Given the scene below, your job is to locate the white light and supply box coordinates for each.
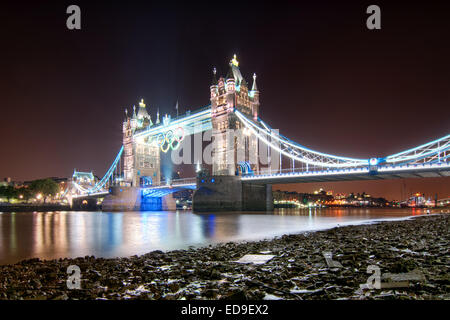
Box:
[134,108,211,139]
[386,134,450,163]
[235,110,367,168]
[254,113,367,163]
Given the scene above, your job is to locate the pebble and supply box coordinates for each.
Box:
[0,214,448,300]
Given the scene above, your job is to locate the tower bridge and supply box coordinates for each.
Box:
[68,55,450,211]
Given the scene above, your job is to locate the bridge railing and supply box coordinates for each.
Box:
[245,158,450,180]
[246,166,371,178]
[143,177,197,189]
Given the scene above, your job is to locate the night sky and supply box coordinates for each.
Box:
[1,1,449,199]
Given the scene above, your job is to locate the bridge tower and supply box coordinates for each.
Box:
[123,99,161,187]
[210,55,260,175]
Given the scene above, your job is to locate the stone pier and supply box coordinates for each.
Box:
[192,175,273,212]
[102,186,141,211]
[102,186,177,211]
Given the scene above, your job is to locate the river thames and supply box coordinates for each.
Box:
[0,208,432,265]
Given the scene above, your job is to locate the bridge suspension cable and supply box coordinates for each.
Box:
[384,134,450,165]
[72,146,124,195]
[234,110,369,168]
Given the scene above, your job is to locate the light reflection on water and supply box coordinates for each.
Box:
[0,208,430,265]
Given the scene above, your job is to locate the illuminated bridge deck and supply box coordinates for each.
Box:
[241,162,450,184]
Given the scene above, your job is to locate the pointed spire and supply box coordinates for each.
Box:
[226,63,234,80]
[211,67,217,85]
[231,54,239,67]
[132,105,137,119]
[137,98,150,121]
[148,113,153,126]
[252,73,258,91]
[125,108,128,118]
[156,108,160,124]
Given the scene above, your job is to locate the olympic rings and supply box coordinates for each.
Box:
[165,130,174,144]
[174,127,184,142]
[160,141,171,153]
[156,133,165,147]
[171,139,181,150]
[150,127,185,153]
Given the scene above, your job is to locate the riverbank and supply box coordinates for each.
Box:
[0,204,71,212]
[0,214,448,300]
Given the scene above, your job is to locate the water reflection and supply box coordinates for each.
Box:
[0,208,430,265]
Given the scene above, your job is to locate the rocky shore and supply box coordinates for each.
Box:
[0,214,449,300]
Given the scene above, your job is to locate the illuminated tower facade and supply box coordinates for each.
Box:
[123,99,161,187]
[210,55,260,175]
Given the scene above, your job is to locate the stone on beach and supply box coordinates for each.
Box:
[234,255,276,265]
[0,214,448,300]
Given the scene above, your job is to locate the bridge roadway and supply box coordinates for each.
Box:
[138,161,450,191]
[77,163,449,212]
[241,162,450,184]
[141,178,197,197]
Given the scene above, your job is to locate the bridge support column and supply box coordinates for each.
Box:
[103,186,178,211]
[102,186,141,211]
[72,197,101,211]
[192,176,273,212]
[266,184,274,211]
[161,193,177,211]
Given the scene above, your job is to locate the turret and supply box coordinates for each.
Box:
[251,73,258,92]
[156,108,160,124]
[209,54,261,175]
[217,76,226,95]
[137,99,149,120]
[123,108,130,132]
[130,105,137,129]
[137,99,154,128]
[225,63,236,93]
[148,113,153,126]
[251,73,260,120]
[210,67,218,99]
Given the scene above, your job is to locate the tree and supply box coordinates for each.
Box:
[30,179,59,203]
[0,186,18,203]
[17,187,33,203]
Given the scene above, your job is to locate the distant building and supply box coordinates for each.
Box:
[0,177,12,187]
[437,198,450,207]
[72,170,97,190]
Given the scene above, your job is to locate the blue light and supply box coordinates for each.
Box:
[201,179,205,183]
[211,178,215,183]
[81,146,124,194]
